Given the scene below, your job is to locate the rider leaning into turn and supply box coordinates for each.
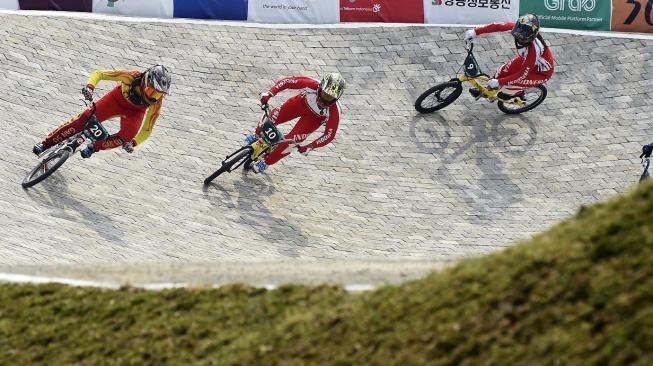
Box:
[244,73,346,174]
[33,65,171,158]
[464,13,555,100]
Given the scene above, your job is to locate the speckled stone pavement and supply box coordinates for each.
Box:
[0,13,651,286]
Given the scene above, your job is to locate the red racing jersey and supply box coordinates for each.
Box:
[267,76,340,150]
[474,22,555,86]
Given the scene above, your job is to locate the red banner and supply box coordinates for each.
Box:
[340,0,424,23]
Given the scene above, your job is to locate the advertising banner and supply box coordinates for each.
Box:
[18,0,91,11]
[424,0,519,25]
[0,0,18,9]
[611,0,653,33]
[247,0,339,23]
[520,0,611,31]
[340,0,424,23]
[92,0,174,18]
[173,0,248,20]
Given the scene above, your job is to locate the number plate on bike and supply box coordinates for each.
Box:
[464,52,482,78]
[83,117,109,142]
[259,120,284,145]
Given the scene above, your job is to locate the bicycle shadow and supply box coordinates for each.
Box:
[409,110,537,224]
[202,172,309,258]
[23,173,127,246]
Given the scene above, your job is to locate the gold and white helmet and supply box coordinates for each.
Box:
[317,72,346,108]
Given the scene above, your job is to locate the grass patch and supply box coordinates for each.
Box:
[2,181,653,365]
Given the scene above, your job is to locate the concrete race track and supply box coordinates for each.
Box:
[0,12,651,286]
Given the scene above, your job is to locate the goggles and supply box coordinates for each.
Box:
[143,84,165,101]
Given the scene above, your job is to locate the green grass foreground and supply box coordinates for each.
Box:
[2,182,653,366]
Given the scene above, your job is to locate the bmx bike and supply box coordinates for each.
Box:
[22,101,112,189]
[203,105,295,184]
[415,41,547,115]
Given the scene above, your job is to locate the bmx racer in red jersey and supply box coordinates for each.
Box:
[243,73,346,174]
[463,14,555,101]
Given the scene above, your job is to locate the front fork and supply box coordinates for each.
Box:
[221,140,271,172]
[68,136,85,152]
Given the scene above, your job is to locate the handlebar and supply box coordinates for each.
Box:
[261,103,271,118]
[82,99,97,114]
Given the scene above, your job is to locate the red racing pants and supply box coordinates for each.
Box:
[496,56,553,95]
[258,94,325,166]
[43,86,146,152]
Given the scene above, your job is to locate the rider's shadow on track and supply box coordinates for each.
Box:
[24,173,127,246]
[202,173,309,258]
[410,111,537,224]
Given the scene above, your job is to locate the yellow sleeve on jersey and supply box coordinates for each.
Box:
[133,100,163,146]
[86,69,140,88]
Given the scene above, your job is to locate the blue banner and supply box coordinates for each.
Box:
[173,0,247,20]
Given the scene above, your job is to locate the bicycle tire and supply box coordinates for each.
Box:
[203,148,251,184]
[22,149,71,188]
[415,80,463,114]
[498,85,547,115]
[243,157,253,171]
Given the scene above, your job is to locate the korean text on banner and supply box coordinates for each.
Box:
[340,0,424,23]
[0,0,18,9]
[520,0,611,31]
[18,0,92,11]
[247,0,339,23]
[92,0,174,18]
[611,0,653,33]
[424,0,519,25]
[173,0,248,20]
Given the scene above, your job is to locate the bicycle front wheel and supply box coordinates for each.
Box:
[498,85,547,114]
[203,148,251,184]
[415,81,463,114]
[22,149,71,188]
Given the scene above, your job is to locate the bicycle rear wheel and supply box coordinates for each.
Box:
[22,149,71,188]
[498,85,547,114]
[415,80,463,114]
[203,148,251,184]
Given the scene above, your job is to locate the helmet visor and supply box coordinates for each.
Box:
[143,84,164,101]
[512,23,535,44]
[317,90,337,108]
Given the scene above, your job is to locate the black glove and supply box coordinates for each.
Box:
[641,144,653,158]
[82,85,94,101]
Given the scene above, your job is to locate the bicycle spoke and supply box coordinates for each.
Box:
[423,87,455,107]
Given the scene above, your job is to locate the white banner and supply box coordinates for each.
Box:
[92,0,174,18]
[0,0,18,9]
[424,0,519,25]
[248,0,339,24]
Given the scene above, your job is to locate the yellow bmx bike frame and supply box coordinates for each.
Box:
[457,73,526,106]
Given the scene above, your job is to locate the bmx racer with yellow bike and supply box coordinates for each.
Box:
[415,14,555,115]
[464,13,554,101]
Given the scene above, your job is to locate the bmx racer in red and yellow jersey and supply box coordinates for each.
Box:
[33,65,171,158]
